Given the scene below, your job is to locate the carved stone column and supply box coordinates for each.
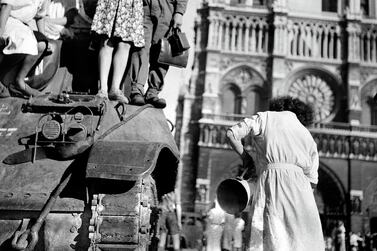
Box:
[346,19,362,123]
[244,21,251,52]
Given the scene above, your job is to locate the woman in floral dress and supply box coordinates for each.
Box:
[91,0,144,103]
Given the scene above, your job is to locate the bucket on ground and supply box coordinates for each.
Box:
[216,178,251,214]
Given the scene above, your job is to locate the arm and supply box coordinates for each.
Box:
[45,17,67,26]
[176,203,182,230]
[35,0,50,34]
[305,142,319,189]
[0,3,11,37]
[172,0,187,28]
[227,129,255,177]
[175,189,182,230]
[36,17,45,34]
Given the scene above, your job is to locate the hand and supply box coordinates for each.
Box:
[172,13,183,28]
[0,37,6,48]
[242,150,254,170]
[178,221,182,231]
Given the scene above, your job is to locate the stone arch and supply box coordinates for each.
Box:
[284,66,343,123]
[360,78,377,125]
[220,65,268,115]
[317,162,347,235]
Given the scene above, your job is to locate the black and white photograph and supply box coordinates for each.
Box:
[0,0,377,250]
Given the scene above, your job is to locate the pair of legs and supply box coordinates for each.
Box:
[0,40,46,98]
[97,37,130,103]
[158,231,180,251]
[157,211,180,251]
[129,2,171,108]
[13,41,47,97]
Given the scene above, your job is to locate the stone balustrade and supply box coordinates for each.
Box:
[206,12,269,55]
[198,117,377,161]
[285,17,342,61]
[360,20,377,64]
[200,4,377,64]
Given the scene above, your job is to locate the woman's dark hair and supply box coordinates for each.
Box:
[269,96,314,126]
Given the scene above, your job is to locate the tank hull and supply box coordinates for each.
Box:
[0,95,179,250]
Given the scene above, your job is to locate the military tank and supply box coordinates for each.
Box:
[0,92,180,251]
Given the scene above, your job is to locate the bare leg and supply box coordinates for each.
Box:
[171,233,180,250]
[158,231,167,251]
[109,41,130,92]
[98,39,114,94]
[14,42,46,97]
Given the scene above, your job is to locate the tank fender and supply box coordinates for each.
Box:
[86,140,178,181]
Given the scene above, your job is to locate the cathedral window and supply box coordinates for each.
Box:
[222,84,242,115]
[361,0,370,16]
[253,0,265,6]
[322,0,338,12]
[370,98,377,126]
[245,89,262,115]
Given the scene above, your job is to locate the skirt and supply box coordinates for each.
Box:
[248,163,325,251]
[91,0,144,47]
[2,17,38,55]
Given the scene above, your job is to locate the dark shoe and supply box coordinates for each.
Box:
[146,96,166,109]
[0,81,10,98]
[130,93,146,106]
[108,89,129,104]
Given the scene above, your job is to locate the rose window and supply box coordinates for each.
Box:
[288,74,335,122]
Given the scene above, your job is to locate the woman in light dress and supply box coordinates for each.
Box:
[204,200,225,251]
[227,96,325,251]
[91,0,144,103]
[233,213,245,251]
[0,0,50,97]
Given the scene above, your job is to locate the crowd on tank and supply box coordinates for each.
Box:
[0,0,188,109]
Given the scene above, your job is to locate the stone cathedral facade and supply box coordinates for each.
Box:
[177,0,377,234]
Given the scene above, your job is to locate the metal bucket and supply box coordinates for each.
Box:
[216,178,251,214]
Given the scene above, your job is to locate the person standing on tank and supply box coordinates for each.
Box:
[226,96,325,251]
[91,0,144,103]
[128,0,187,108]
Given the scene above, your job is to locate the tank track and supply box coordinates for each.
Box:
[89,176,158,251]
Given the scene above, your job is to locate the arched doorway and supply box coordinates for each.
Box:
[316,165,347,236]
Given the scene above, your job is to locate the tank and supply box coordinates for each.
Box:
[0,93,180,251]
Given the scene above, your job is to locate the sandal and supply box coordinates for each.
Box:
[108,89,129,104]
[96,89,108,100]
[8,83,42,99]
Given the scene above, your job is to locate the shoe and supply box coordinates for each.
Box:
[146,96,166,109]
[108,89,129,104]
[96,89,108,100]
[130,93,146,106]
[0,81,10,98]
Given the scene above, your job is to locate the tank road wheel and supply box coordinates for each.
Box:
[88,176,158,251]
[143,176,160,251]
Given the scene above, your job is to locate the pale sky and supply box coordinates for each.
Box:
[159,0,201,124]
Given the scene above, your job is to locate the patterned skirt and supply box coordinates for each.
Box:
[91,0,144,47]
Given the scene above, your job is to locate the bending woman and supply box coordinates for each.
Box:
[226,96,325,251]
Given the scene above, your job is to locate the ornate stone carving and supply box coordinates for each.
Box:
[221,65,265,91]
[350,86,361,110]
[288,74,335,122]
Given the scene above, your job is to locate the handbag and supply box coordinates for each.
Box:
[157,28,190,68]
